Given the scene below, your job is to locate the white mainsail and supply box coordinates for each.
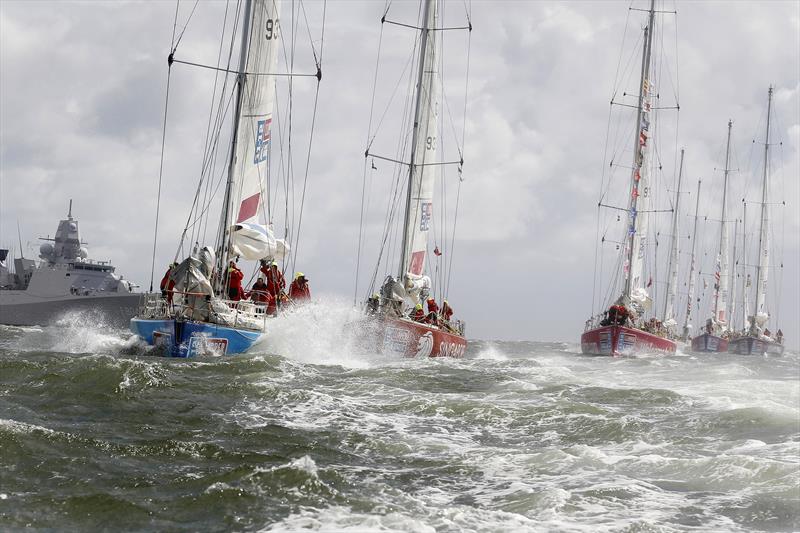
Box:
[753,87,773,330]
[230,0,281,228]
[222,0,287,266]
[399,0,440,282]
[712,120,733,327]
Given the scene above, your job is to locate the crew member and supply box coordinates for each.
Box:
[248,277,274,313]
[260,259,286,304]
[608,304,629,326]
[288,272,311,303]
[227,261,244,301]
[160,263,177,303]
[441,300,454,322]
[776,329,784,344]
[366,293,380,314]
[410,303,425,322]
[425,297,439,325]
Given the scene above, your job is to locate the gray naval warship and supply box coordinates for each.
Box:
[0,203,140,327]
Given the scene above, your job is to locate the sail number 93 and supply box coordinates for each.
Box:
[426,136,436,150]
[266,19,279,40]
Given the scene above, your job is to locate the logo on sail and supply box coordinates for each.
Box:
[254,118,272,164]
[420,202,432,231]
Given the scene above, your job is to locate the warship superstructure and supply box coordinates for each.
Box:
[0,203,140,327]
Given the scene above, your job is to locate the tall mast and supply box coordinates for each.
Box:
[398,0,435,280]
[729,216,738,328]
[741,201,749,332]
[682,179,701,339]
[216,0,254,293]
[662,147,684,322]
[623,0,656,301]
[752,86,773,332]
[712,120,733,326]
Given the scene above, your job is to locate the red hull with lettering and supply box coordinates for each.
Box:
[581,325,676,356]
[355,315,467,358]
[690,333,729,353]
[728,336,785,356]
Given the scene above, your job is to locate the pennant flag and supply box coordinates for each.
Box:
[647,277,653,288]
[433,246,442,257]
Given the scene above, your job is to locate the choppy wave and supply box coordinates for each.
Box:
[0,308,798,532]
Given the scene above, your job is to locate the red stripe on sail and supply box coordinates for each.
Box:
[409,251,425,276]
[237,193,260,223]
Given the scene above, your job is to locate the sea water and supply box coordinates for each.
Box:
[1,301,798,532]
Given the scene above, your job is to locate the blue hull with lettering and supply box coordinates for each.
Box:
[130,317,264,357]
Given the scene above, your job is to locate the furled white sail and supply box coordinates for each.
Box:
[230,0,281,226]
[712,121,733,327]
[400,0,440,281]
[682,179,702,339]
[231,222,289,261]
[624,75,654,305]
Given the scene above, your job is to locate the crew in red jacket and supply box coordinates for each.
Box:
[440,300,454,322]
[260,260,286,303]
[410,303,425,322]
[160,263,177,303]
[425,297,439,325]
[288,272,311,303]
[227,261,244,301]
[248,277,275,314]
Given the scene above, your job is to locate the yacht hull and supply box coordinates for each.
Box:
[353,315,467,358]
[0,292,140,328]
[581,325,676,356]
[130,317,265,357]
[690,333,729,353]
[727,336,784,356]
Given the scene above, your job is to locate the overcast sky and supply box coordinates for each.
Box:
[1,0,798,348]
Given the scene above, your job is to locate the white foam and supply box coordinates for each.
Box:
[254,296,384,368]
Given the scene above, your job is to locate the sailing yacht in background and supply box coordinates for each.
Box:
[661,148,685,339]
[131,0,322,357]
[728,87,785,356]
[581,0,677,356]
[352,0,469,358]
[691,121,735,353]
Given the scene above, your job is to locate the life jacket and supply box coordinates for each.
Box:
[411,308,425,322]
[427,299,439,314]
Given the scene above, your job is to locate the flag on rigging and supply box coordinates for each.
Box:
[646,277,653,288]
[433,246,442,257]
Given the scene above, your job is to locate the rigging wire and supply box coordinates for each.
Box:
[147,0,182,292]
[289,0,326,276]
[354,12,388,304]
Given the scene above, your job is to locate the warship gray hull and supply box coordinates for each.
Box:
[0,292,141,328]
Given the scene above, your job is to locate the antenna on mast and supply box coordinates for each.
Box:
[17,220,24,259]
[68,199,73,218]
